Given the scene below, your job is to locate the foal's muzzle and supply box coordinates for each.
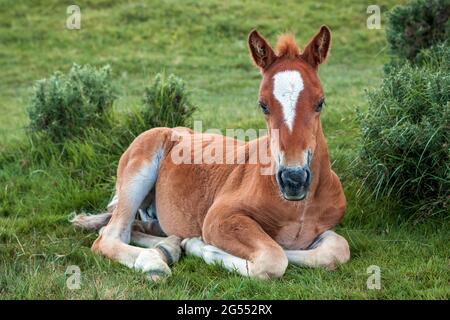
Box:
[276,166,312,201]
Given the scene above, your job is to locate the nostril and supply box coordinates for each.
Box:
[277,170,284,186]
[305,168,311,182]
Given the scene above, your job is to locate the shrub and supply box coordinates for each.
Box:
[27,64,116,142]
[386,0,450,60]
[142,73,196,128]
[127,73,196,136]
[358,44,450,216]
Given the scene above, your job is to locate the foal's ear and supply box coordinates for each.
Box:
[248,30,276,70]
[301,25,331,69]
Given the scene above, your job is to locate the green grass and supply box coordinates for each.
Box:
[0,0,448,299]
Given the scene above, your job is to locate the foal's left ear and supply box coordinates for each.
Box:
[301,25,331,69]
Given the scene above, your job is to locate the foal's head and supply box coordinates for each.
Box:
[248,26,331,201]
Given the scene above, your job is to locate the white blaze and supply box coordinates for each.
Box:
[273,70,304,132]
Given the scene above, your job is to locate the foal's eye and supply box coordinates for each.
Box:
[258,101,270,115]
[315,97,325,112]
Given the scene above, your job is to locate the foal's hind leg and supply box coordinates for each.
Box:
[284,230,350,270]
[130,231,181,266]
[91,144,180,280]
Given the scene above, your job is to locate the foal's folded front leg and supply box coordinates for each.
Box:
[185,207,288,280]
[284,230,350,270]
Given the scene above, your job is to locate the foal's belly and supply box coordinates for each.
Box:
[153,162,217,238]
[153,179,207,238]
[153,131,242,238]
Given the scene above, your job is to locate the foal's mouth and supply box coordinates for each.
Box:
[281,188,308,201]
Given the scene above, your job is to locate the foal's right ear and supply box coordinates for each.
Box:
[248,30,276,70]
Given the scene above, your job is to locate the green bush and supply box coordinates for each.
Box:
[127,73,196,136]
[142,73,196,128]
[386,0,450,60]
[27,64,116,142]
[358,44,450,216]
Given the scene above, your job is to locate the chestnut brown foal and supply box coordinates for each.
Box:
[73,26,350,280]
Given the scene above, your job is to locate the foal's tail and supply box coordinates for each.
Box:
[71,212,112,231]
[71,195,117,231]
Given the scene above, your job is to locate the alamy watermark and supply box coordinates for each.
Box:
[169,121,278,175]
[66,5,81,30]
[367,265,381,290]
[66,265,81,290]
[367,5,381,29]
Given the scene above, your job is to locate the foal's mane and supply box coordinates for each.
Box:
[275,33,300,58]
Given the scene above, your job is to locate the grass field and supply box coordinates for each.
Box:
[0,0,448,299]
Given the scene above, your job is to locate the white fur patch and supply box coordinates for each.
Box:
[273,70,304,132]
[134,249,171,274]
[302,148,312,167]
[126,149,162,206]
[107,194,118,212]
[183,237,250,276]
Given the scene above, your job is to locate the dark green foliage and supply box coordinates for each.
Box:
[127,73,196,136]
[27,64,116,142]
[26,65,195,157]
[386,0,450,60]
[358,44,450,215]
[121,73,196,142]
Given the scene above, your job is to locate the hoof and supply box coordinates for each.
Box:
[134,249,171,279]
[325,263,338,271]
[156,235,182,265]
[146,269,171,282]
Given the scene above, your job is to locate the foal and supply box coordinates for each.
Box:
[73,26,350,280]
